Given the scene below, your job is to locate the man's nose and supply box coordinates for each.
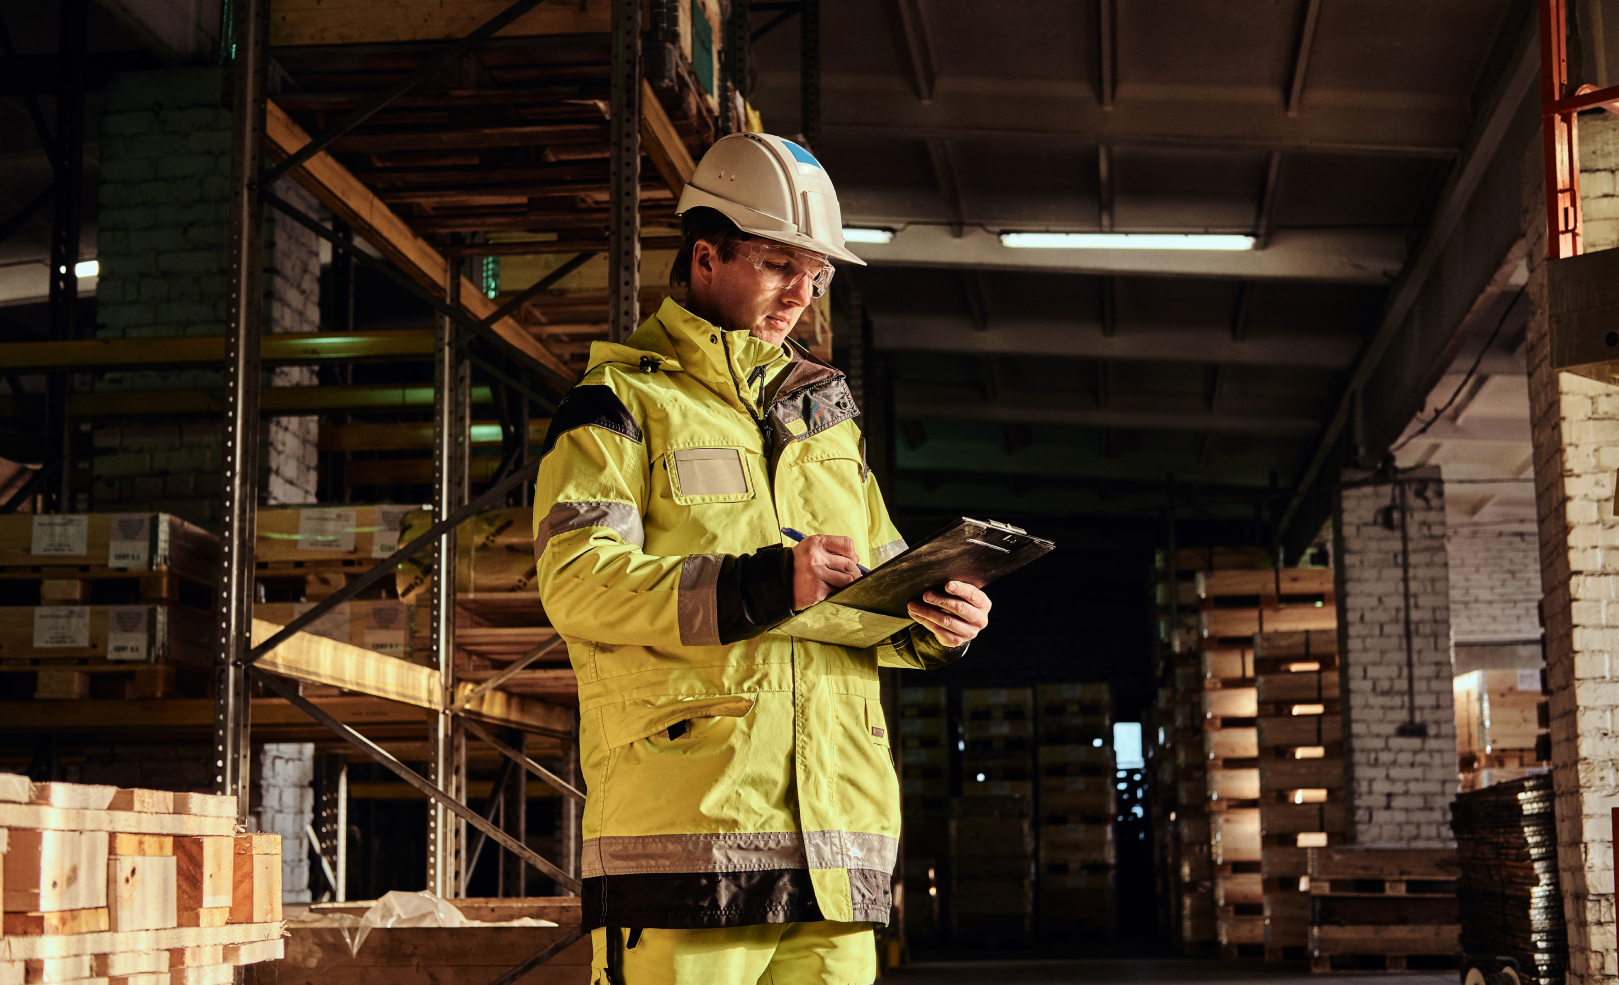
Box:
[782,273,814,307]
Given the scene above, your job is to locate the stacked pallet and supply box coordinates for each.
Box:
[1451,774,1564,985]
[1307,846,1459,972]
[1035,683,1114,937]
[898,686,949,942]
[1255,629,1345,961]
[0,772,285,984]
[953,689,1035,944]
[949,795,1033,945]
[1453,669,1550,792]
[255,505,421,601]
[1197,575,1263,960]
[0,514,218,702]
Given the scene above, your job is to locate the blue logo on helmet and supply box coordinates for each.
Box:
[783,140,823,170]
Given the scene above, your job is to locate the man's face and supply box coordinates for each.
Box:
[688,238,831,347]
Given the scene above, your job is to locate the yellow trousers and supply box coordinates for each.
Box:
[588,922,876,985]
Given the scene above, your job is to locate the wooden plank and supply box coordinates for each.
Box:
[94,955,166,977]
[250,618,437,709]
[174,840,232,917]
[0,807,233,839]
[30,786,117,812]
[2,910,109,937]
[1198,569,1333,598]
[110,837,172,858]
[169,967,230,985]
[168,797,234,820]
[268,0,611,46]
[1309,846,1458,881]
[0,774,31,803]
[166,948,220,970]
[108,792,174,816]
[108,857,177,933]
[640,79,696,198]
[458,685,573,735]
[24,955,95,982]
[1310,923,1461,953]
[0,924,283,962]
[220,942,282,966]
[228,852,280,926]
[263,101,573,383]
[4,832,110,913]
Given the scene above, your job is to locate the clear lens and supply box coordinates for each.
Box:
[736,241,835,298]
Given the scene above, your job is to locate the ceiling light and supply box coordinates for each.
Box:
[74,260,99,278]
[842,227,894,245]
[999,232,1256,250]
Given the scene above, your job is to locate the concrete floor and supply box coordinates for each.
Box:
[884,959,1457,985]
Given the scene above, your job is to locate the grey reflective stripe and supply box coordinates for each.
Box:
[534,501,644,559]
[677,553,723,646]
[580,830,899,878]
[871,539,907,566]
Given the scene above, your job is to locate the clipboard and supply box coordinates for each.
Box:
[773,517,1056,647]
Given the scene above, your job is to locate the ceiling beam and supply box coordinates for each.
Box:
[755,75,1468,157]
[1097,0,1116,111]
[889,0,938,103]
[1276,24,1538,540]
[872,313,1360,368]
[896,386,1320,435]
[1097,145,1114,232]
[844,223,1404,283]
[1286,0,1324,117]
[925,138,966,236]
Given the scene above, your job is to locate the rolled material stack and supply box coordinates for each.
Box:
[1450,774,1565,985]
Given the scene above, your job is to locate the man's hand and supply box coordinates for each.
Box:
[792,534,862,610]
[909,581,992,647]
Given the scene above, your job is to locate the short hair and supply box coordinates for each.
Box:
[669,206,752,289]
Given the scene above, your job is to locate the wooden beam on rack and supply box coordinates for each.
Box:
[249,619,573,735]
[640,79,696,198]
[320,418,553,452]
[263,100,574,382]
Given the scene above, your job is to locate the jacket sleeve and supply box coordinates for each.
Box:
[532,382,794,648]
[854,452,971,670]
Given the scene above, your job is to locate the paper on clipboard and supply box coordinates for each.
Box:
[774,517,1055,648]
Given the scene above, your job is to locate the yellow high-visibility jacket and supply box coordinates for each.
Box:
[532,298,966,932]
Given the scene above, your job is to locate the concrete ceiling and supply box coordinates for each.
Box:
[749,0,1534,526]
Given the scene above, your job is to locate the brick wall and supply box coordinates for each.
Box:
[1523,111,1619,985]
[93,67,320,525]
[1447,526,1543,675]
[1332,465,1457,847]
[260,742,314,904]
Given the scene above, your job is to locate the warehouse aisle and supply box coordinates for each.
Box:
[885,959,1456,985]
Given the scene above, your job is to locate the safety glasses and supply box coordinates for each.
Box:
[732,240,835,299]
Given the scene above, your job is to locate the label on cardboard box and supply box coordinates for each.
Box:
[107,606,151,662]
[34,606,91,648]
[108,514,152,569]
[296,509,357,552]
[371,505,417,559]
[362,601,408,654]
[31,515,89,556]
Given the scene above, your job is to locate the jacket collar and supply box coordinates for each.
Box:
[588,298,793,419]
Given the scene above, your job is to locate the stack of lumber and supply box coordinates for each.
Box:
[898,686,948,942]
[1255,629,1345,961]
[1451,774,1564,985]
[1453,669,1550,792]
[949,795,1033,945]
[0,773,284,985]
[1035,683,1114,937]
[0,514,218,702]
[1307,846,1460,972]
[254,897,585,985]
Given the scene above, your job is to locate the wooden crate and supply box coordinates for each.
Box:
[1201,605,1336,641]
[253,898,586,985]
[1198,569,1334,602]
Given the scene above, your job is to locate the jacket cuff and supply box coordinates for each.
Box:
[715,546,796,644]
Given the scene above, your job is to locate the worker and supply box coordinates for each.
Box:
[532,132,992,985]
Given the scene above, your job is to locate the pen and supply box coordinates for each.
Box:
[780,527,870,575]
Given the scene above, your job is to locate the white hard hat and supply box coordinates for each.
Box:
[676,133,867,266]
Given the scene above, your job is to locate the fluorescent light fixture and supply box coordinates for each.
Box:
[74,260,98,278]
[842,227,894,245]
[1000,232,1256,250]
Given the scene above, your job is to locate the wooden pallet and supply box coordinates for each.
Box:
[0,514,218,583]
[1308,847,1460,972]
[0,604,213,668]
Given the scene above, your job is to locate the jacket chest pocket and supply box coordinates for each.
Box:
[666,447,756,505]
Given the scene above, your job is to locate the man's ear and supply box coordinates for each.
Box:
[690,238,716,290]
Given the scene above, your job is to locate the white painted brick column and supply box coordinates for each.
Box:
[259,742,315,904]
[1523,111,1619,985]
[1332,464,1457,847]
